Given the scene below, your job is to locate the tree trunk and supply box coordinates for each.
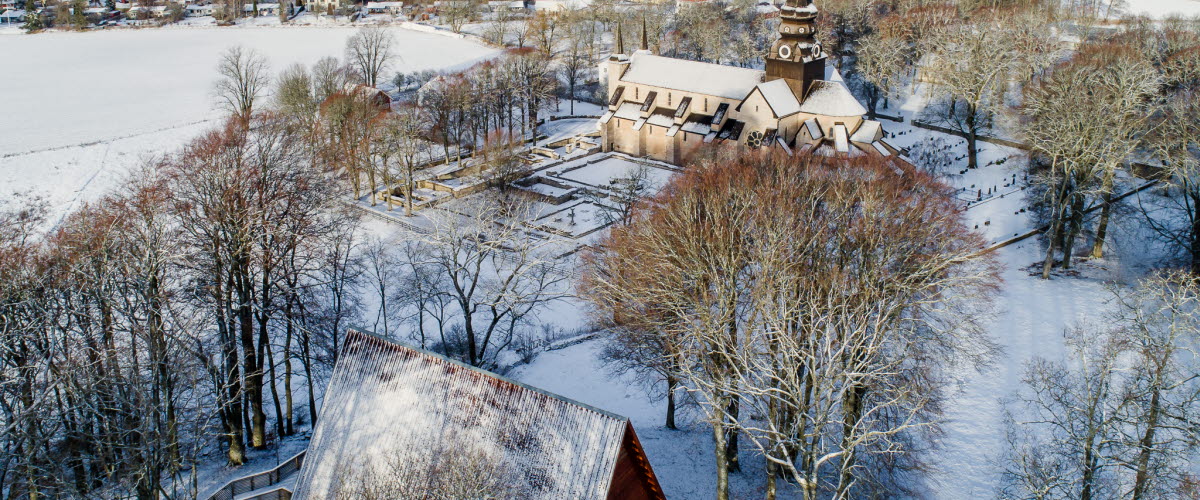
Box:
[1131,386,1161,500]
[1090,171,1117,259]
[965,102,979,169]
[1062,192,1086,270]
[1190,193,1200,275]
[284,296,295,436]
[235,256,266,449]
[405,163,414,217]
[765,458,777,500]
[665,375,677,430]
[725,395,740,472]
[837,384,868,498]
[1042,174,1070,279]
[713,418,730,500]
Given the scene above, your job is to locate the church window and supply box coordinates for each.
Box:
[635,88,639,100]
[668,93,672,106]
[704,98,708,112]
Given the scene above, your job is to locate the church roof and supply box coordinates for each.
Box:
[292,330,655,499]
[799,80,868,117]
[850,119,882,143]
[621,53,764,100]
[753,79,802,117]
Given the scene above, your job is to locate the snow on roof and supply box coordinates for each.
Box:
[682,117,711,135]
[823,64,844,83]
[0,9,24,17]
[754,79,801,117]
[776,135,793,156]
[799,80,867,117]
[833,124,849,153]
[872,141,892,156]
[850,119,881,143]
[613,101,641,121]
[803,118,823,140]
[646,110,674,128]
[292,330,640,499]
[621,53,764,100]
[367,1,405,7]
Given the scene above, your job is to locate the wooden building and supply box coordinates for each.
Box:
[290,329,665,500]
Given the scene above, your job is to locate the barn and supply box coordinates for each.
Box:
[290,329,665,499]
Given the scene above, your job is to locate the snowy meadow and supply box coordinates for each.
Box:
[0,26,496,221]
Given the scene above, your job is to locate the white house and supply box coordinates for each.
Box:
[184,2,212,16]
[363,0,402,15]
[487,0,524,12]
[127,4,168,17]
[532,0,582,12]
[242,2,279,15]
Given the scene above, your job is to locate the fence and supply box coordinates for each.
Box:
[206,451,305,500]
[978,180,1161,255]
[909,120,1031,151]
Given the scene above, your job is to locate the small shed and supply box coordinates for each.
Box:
[291,329,665,500]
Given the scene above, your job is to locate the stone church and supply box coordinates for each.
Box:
[599,0,902,165]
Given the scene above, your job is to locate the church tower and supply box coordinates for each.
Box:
[765,0,826,96]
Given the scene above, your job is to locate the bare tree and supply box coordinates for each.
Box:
[559,23,590,114]
[312,56,355,103]
[583,150,999,500]
[214,46,271,122]
[345,26,396,88]
[922,13,1017,169]
[1001,270,1200,500]
[1111,272,1200,499]
[416,200,569,368]
[854,29,907,118]
[1145,92,1200,273]
[999,324,1127,500]
[1025,42,1160,277]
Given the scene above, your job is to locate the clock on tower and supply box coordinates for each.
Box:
[765,0,827,95]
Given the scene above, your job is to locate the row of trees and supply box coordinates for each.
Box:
[584,151,999,499]
[1026,20,1200,276]
[828,2,1200,278]
[0,30,574,497]
[0,114,361,498]
[1000,272,1200,499]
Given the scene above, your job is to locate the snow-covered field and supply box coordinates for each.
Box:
[0,26,497,221]
[1126,0,1200,18]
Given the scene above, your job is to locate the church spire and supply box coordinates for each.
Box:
[616,21,625,55]
[640,16,648,52]
[765,0,826,93]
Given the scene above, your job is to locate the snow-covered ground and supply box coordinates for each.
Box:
[1125,0,1200,18]
[0,26,497,221]
[1,18,1176,498]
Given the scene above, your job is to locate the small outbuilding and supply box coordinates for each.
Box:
[291,329,666,499]
[0,8,25,23]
